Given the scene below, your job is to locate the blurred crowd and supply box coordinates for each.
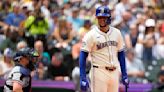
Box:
[0,0,164,91]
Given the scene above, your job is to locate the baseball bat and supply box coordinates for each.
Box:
[125,85,128,92]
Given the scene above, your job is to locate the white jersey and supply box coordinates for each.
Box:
[81,25,125,68]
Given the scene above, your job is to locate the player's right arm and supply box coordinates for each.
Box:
[13,81,23,92]
[79,31,94,91]
[79,51,89,91]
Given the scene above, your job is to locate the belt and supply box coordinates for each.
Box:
[93,65,116,71]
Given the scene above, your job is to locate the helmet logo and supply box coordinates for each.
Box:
[100,7,104,16]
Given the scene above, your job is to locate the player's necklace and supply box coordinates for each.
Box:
[99,26,109,33]
[104,29,109,33]
[101,28,109,33]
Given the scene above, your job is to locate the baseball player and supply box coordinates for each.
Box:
[3,47,39,92]
[79,5,129,92]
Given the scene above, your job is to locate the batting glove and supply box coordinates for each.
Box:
[80,77,89,91]
[122,76,129,87]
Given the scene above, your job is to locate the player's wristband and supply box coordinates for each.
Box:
[79,51,88,78]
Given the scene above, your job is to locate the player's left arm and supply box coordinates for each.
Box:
[117,29,129,86]
[13,81,23,92]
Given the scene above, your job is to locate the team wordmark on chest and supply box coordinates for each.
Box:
[97,41,118,50]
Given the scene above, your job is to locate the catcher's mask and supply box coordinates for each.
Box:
[13,47,39,71]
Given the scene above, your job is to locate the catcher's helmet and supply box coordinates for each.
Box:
[13,47,39,62]
[96,5,111,24]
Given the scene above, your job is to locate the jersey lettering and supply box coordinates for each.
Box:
[97,41,118,50]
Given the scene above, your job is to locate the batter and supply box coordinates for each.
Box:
[79,5,129,92]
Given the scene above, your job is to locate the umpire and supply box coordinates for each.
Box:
[3,47,39,92]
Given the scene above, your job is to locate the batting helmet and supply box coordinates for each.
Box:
[96,6,111,24]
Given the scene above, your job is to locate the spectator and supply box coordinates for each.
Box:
[0,48,14,79]
[150,70,164,92]
[5,2,25,31]
[120,11,135,35]
[153,22,164,60]
[46,52,69,81]
[62,1,72,17]
[32,61,47,80]
[0,21,8,33]
[32,40,50,81]
[1,2,27,47]
[114,0,130,21]
[16,40,27,50]
[47,12,59,39]
[34,40,50,66]
[124,24,139,49]
[67,7,84,32]
[41,0,51,20]
[134,13,147,59]
[0,1,11,22]
[18,5,34,37]
[126,48,145,83]
[0,18,8,46]
[0,29,19,52]
[53,17,74,51]
[24,9,49,48]
[78,19,92,37]
[80,0,97,9]
[161,65,164,70]
[145,5,157,19]
[50,8,75,81]
[139,19,156,66]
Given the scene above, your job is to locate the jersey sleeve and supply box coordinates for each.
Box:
[12,72,24,85]
[117,30,125,52]
[81,32,94,52]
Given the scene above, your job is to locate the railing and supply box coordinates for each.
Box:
[0,80,154,92]
[0,80,75,92]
